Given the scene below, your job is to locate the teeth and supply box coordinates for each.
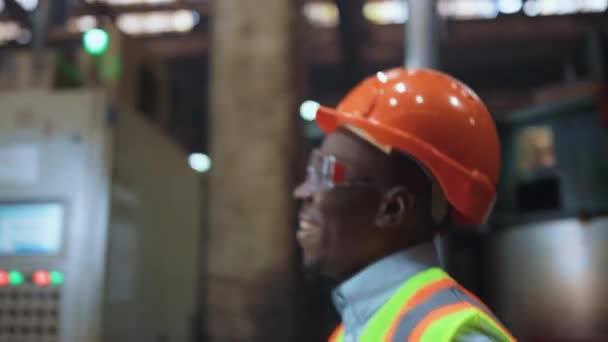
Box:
[297,229,311,240]
[299,220,318,231]
[297,220,319,241]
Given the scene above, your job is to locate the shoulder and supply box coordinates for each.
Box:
[408,283,513,342]
[453,329,499,342]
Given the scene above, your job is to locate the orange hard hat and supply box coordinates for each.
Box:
[315,68,500,226]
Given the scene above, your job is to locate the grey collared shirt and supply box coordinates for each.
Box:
[331,241,496,342]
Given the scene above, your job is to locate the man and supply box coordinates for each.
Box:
[294,68,516,342]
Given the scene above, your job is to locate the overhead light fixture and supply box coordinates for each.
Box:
[302,2,339,28]
[538,0,568,15]
[522,0,540,16]
[437,0,499,20]
[582,0,608,12]
[497,0,523,14]
[15,0,37,11]
[522,0,607,17]
[67,15,99,33]
[302,0,607,25]
[86,0,177,5]
[172,9,197,32]
[0,21,25,44]
[363,1,409,25]
[116,10,199,35]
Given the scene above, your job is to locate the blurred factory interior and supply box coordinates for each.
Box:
[0,0,607,341]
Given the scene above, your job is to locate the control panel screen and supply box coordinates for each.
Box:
[0,202,64,256]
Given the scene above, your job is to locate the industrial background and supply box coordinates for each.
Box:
[0,0,607,341]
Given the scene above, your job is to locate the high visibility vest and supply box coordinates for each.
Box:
[328,267,516,342]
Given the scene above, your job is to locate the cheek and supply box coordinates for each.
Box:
[321,190,380,223]
[319,190,381,247]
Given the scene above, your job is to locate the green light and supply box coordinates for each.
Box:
[50,271,64,286]
[83,28,110,56]
[8,271,24,286]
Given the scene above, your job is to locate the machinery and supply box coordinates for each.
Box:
[0,89,202,342]
[485,93,608,340]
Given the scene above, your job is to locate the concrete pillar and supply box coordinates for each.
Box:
[207,0,301,341]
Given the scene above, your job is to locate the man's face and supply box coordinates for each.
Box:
[294,129,391,279]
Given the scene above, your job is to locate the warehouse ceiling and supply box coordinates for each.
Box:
[1,0,607,151]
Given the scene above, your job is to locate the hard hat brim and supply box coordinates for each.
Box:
[315,105,496,226]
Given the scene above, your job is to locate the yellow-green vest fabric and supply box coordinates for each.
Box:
[328,268,516,342]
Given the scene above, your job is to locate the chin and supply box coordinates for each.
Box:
[302,256,321,271]
[301,262,339,287]
[301,254,329,274]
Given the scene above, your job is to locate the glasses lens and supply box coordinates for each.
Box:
[306,150,350,192]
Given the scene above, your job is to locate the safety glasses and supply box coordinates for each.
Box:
[302,149,382,193]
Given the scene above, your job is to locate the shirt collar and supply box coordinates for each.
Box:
[331,241,440,334]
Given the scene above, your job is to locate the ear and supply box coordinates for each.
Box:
[374,186,414,230]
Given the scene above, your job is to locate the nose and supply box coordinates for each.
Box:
[293,181,313,199]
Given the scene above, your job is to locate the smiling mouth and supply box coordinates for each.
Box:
[297,219,321,241]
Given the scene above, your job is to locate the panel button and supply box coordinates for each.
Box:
[21,309,31,318]
[49,309,58,318]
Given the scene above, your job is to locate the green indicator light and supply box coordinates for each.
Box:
[8,271,24,286]
[83,28,110,56]
[50,271,64,286]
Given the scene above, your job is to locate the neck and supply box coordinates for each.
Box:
[331,234,436,282]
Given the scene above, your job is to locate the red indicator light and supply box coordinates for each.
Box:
[0,270,8,287]
[33,270,51,287]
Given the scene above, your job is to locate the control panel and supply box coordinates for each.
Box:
[0,89,201,342]
[0,201,65,341]
[0,269,63,342]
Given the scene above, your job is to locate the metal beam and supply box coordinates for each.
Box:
[143,33,208,60]
[336,0,367,86]
[405,0,439,68]
[32,0,52,50]
[585,28,605,80]
[71,2,208,15]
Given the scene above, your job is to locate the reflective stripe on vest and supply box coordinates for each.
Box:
[359,268,448,341]
[392,286,514,342]
[328,324,344,342]
[328,268,448,342]
[413,302,517,342]
[392,287,476,340]
[327,267,515,342]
